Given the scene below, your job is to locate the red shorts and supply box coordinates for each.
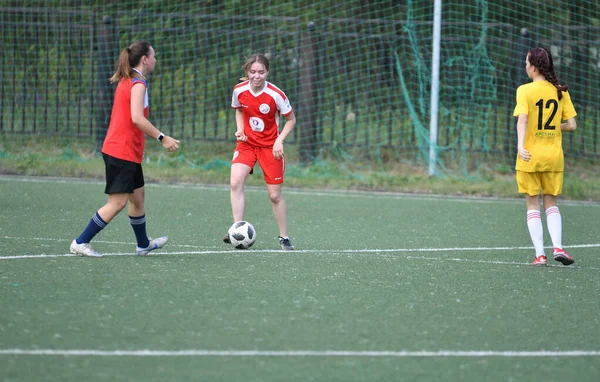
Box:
[232,141,285,184]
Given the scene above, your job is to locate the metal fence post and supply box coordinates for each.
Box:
[298,21,319,165]
[95,15,116,152]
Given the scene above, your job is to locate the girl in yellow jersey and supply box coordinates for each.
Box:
[513,47,577,266]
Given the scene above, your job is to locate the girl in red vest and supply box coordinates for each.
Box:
[70,41,179,257]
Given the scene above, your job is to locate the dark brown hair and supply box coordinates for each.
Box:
[109,40,152,83]
[528,47,568,100]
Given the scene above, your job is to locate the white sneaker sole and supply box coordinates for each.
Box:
[70,248,103,258]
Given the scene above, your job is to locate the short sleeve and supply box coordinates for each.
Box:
[513,85,528,117]
[277,93,292,116]
[561,91,577,120]
[231,89,241,109]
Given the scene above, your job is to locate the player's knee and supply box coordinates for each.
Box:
[110,198,128,212]
[268,192,282,204]
[230,179,244,192]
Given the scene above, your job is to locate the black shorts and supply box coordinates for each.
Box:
[103,153,145,194]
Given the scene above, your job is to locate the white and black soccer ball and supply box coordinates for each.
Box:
[227,221,256,249]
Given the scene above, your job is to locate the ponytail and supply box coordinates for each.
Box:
[109,41,152,83]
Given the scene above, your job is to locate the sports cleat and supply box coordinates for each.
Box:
[136,236,168,256]
[279,236,294,250]
[70,239,103,258]
[223,233,230,244]
[532,255,547,266]
[553,248,574,266]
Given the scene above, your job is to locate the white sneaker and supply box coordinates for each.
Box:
[70,240,103,258]
[136,236,169,256]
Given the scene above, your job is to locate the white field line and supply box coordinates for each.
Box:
[1,236,208,248]
[1,241,599,270]
[2,175,599,206]
[3,235,600,254]
[0,349,598,357]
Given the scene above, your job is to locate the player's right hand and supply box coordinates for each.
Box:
[518,147,531,162]
[235,130,247,142]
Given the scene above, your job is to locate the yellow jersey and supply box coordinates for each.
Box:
[513,80,577,172]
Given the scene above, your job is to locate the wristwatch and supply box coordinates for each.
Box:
[157,133,165,142]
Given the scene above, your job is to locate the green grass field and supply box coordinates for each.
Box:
[1,176,599,381]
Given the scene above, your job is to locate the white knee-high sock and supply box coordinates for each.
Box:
[527,210,545,257]
[545,206,562,249]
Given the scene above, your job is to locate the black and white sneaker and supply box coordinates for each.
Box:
[278,236,294,250]
[223,233,230,244]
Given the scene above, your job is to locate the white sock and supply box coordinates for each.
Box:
[526,210,545,257]
[545,206,562,249]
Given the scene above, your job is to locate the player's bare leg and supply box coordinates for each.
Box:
[230,163,252,222]
[267,184,287,236]
[98,193,129,223]
[267,183,293,250]
[226,163,252,243]
[127,187,145,217]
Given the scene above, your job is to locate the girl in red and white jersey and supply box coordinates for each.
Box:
[224,53,296,250]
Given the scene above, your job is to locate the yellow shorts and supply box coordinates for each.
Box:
[516,171,563,196]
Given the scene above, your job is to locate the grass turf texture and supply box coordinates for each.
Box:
[2,135,600,200]
[0,177,599,381]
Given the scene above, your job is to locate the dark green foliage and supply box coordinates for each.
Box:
[1,1,599,177]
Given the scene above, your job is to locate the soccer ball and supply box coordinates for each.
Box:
[227,221,256,249]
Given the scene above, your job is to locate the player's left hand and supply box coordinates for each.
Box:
[273,140,284,159]
[163,136,180,152]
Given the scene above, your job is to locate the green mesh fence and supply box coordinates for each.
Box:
[1,0,599,177]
